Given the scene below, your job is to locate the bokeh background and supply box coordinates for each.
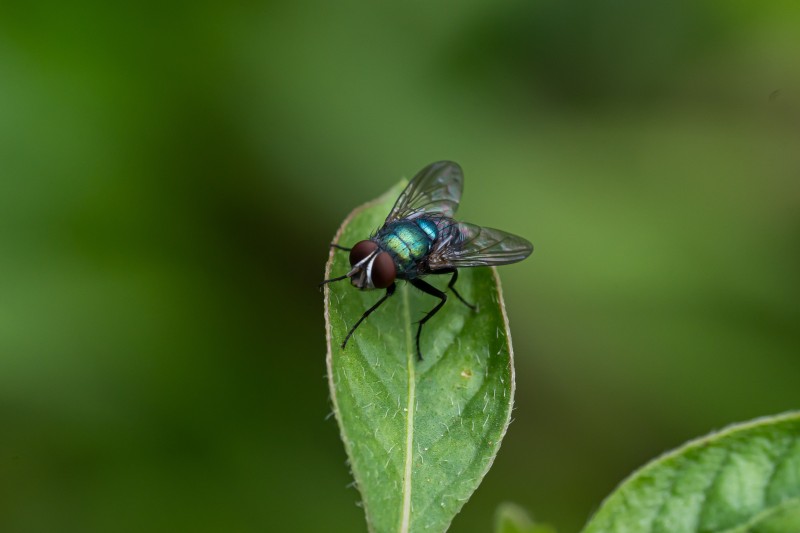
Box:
[2,2,799,532]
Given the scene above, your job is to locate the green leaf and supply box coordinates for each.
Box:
[494,502,558,533]
[323,181,516,533]
[582,412,800,533]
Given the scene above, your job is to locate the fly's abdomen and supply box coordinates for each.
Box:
[378,221,433,273]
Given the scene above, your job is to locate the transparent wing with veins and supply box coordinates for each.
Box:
[385,160,463,222]
[428,222,533,269]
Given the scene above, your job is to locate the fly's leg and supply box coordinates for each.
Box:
[319,244,353,290]
[342,283,396,349]
[433,268,476,311]
[409,279,447,361]
[319,274,350,288]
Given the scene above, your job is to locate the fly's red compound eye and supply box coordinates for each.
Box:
[349,240,378,267]
[370,252,396,289]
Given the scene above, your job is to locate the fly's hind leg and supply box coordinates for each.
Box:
[433,268,476,311]
[409,278,447,361]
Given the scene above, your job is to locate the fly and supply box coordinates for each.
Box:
[321,161,533,360]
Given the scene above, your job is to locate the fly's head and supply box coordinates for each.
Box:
[348,240,396,290]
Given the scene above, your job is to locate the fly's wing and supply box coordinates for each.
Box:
[428,222,533,269]
[385,161,463,222]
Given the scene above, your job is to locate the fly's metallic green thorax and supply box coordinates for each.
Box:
[374,218,440,276]
[416,218,438,240]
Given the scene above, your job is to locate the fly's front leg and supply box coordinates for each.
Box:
[409,278,447,361]
[342,283,396,349]
[320,244,353,290]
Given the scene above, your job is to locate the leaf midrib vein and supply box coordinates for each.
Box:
[399,283,415,533]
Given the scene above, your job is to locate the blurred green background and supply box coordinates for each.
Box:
[1,1,799,532]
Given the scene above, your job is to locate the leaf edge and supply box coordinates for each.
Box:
[581,410,800,532]
[324,183,407,532]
